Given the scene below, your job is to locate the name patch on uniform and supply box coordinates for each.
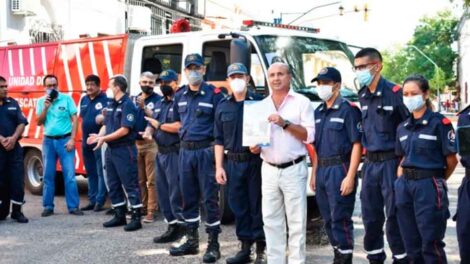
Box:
[127,114,135,122]
[7,107,17,110]
[116,108,122,112]
[418,134,437,141]
[330,118,344,123]
[154,108,161,113]
[383,106,393,111]
[315,119,321,124]
[178,102,187,107]
[199,102,213,108]
[361,106,368,111]
[399,135,408,142]
[95,102,103,110]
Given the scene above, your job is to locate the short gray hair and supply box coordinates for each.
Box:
[140,71,156,80]
[268,62,291,74]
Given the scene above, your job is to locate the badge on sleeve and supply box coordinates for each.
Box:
[448,130,455,143]
[126,114,135,122]
[95,102,103,110]
[357,122,363,133]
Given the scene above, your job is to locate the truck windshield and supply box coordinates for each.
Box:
[255,35,358,101]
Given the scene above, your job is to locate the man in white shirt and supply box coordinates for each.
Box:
[250,62,315,264]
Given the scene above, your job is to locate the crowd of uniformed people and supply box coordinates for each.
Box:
[0,47,470,264]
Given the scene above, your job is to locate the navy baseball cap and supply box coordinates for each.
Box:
[184,53,204,68]
[311,67,342,83]
[227,63,248,77]
[158,69,178,82]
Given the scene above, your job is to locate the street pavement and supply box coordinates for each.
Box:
[0,165,465,264]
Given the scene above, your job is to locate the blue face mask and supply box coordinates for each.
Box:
[188,70,203,86]
[356,69,373,87]
[403,95,425,112]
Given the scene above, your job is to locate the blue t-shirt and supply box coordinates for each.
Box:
[36,92,77,136]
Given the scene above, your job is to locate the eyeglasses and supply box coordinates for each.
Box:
[45,84,58,88]
[0,85,7,89]
[353,62,377,71]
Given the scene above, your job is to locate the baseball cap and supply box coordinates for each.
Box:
[158,69,178,82]
[227,63,248,77]
[311,67,342,83]
[184,53,204,68]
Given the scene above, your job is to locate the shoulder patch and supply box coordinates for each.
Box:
[441,117,451,125]
[214,87,222,94]
[392,85,401,93]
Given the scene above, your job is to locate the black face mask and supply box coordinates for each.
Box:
[141,85,154,94]
[160,85,174,98]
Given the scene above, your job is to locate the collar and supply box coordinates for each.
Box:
[405,108,432,128]
[115,94,128,105]
[319,95,343,112]
[182,83,207,96]
[361,77,385,98]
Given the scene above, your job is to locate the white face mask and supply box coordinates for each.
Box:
[230,78,246,94]
[403,94,425,112]
[106,88,114,99]
[317,85,334,101]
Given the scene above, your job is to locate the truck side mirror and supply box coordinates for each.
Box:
[230,38,251,73]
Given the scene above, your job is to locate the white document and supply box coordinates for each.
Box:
[242,101,270,147]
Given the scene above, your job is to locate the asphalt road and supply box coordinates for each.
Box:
[0,166,465,264]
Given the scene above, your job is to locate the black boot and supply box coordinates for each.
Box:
[10,204,28,223]
[226,240,252,264]
[124,208,142,231]
[103,205,126,228]
[333,248,341,264]
[336,252,352,264]
[203,231,221,263]
[153,224,180,243]
[169,227,199,256]
[369,261,384,264]
[254,241,267,264]
[392,257,409,264]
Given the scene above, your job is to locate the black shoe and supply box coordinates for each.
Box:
[69,208,84,216]
[94,204,104,212]
[80,203,95,211]
[226,240,252,264]
[369,261,384,264]
[254,241,267,264]
[392,257,409,264]
[11,204,28,223]
[169,228,199,256]
[154,224,180,243]
[124,208,142,232]
[105,208,115,215]
[203,231,221,263]
[103,205,126,228]
[41,209,54,217]
[336,252,352,264]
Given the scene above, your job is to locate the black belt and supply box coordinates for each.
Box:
[45,133,71,140]
[180,140,213,150]
[158,144,180,154]
[403,168,444,180]
[318,155,349,168]
[267,156,305,169]
[226,151,255,162]
[365,151,397,162]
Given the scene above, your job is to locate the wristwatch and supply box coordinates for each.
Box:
[282,120,291,129]
[156,122,162,130]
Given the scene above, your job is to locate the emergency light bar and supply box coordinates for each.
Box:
[242,20,320,33]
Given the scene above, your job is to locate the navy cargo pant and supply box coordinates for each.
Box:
[156,150,183,224]
[395,175,449,264]
[0,144,25,205]
[360,158,406,261]
[226,155,264,242]
[179,146,221,233]
[316,163,356,254]
[456,170,470,264]
[82,145,107,206]
[105,145,142,208]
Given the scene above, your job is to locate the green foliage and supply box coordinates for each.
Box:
[382,10,458,93]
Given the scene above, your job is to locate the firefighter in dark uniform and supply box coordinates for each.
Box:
[214,63,266,264]
[141,69,185,242]
[455,102,470,263]
[88,75,143,232]
[354,48,408,264]
[169,54,224,263]
[395,74,458,264]
[309,67,362,264]
[0,75,28,223]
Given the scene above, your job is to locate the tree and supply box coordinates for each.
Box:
[382,10,458,94]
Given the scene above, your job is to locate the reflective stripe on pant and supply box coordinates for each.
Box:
[42,137,80,211]
[0,143,25,205]
[395,176,449,264]
[360,158,406,261]
[136,141,158,214]
[156,151,183,224]
[226,156,264,242]
[261,161,307,264]
[105,145,142,208]
[82,145,107,205]
[179,147,220,233]
[456,175,470,264]
[316,164,356,253]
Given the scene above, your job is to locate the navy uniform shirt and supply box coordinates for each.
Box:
[458,105,470,168]
[133,92,161,140]
[214,93,260,152]
[79,92,108,147]
[173,82,224,142]
[104,95,137,147]
[395,108,456,170]
[314,96,362,158]
[0,97,28,139]
[359,77,409,152]
[151,97,179,147]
